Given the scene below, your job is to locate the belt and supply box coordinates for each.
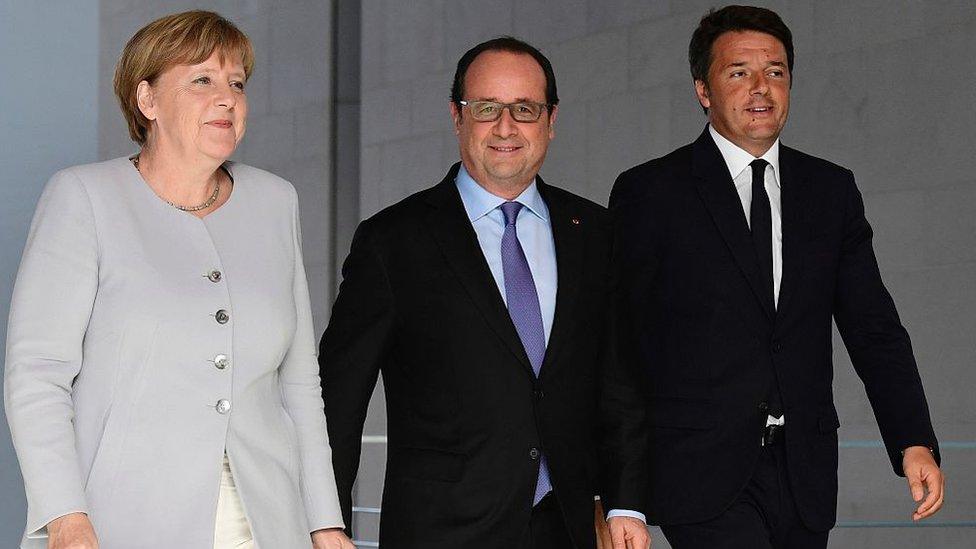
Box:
[761,423,784,447]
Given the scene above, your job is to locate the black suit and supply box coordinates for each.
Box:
[609,128,939,533]
[320,163,646,549]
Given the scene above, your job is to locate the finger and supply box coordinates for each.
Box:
[916,489,938,516]
[907,474,925,502]
[918,491,945,520]
[916,471,943,514]
[610,526,627,549]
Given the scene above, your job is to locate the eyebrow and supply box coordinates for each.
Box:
[725,60,787,69]
[193,66,246,79]
[471,96,543,103]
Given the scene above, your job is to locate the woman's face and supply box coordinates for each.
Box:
[138,50,248,162]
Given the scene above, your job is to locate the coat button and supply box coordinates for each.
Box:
[207,270,222,283]
[215,399,231,414]
[529,447,541,460]
[533,387,544,401]
[215,309,230,324]
[758,401,769,413]
[214,354,229,370]
[772,341,782,353]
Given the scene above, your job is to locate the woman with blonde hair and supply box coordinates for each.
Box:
[4,10,353,549]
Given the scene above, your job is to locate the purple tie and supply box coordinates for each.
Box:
[500,201,552,505]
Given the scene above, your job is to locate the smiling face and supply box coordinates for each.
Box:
[695,30,790,156]
[450,50,556,197]
[137,50,248,162]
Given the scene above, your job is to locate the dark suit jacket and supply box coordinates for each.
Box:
[319,163,646,549]
[609,128,940,531]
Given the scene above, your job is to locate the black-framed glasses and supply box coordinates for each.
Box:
[458,100,550,122]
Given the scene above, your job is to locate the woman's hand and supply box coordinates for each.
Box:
[47,512,98,549]
[311,527,355,549]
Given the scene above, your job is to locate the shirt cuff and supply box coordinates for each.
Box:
[607,509,647,524]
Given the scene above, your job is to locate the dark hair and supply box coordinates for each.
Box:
[451,36,559,115]
[689,5,794,87]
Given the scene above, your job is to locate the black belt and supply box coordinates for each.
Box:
[761,423,784,447]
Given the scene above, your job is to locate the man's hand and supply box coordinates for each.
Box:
[903,445,944,521]
[47,512,98,549]
[311,527,356,549]
[608,516,650,549]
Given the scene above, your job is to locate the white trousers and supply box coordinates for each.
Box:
[213,454,255,549]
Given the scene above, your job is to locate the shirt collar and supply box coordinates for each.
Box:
[708,124,781,188]
[455,163,550,223]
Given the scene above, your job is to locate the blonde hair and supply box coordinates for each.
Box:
[113,10,254,145]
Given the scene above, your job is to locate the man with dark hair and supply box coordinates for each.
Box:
[611,5,944,548]
[320,37,649,549]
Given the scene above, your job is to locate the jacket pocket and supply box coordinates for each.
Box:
[648,395,718,430]
[388,446,465,482]
[84,320,158,498]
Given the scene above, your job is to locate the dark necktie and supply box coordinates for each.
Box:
[499,201,552,504]
[750,159,774,312]
[749,159,783,418]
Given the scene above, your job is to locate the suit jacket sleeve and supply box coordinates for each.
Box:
[832,172,940,475]
[280,190,345,531]
[318,218,395,531]
[600,171,652,514]
[3,170,97,538]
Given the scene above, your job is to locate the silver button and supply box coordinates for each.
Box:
[207,270,222,283]
[215,309,229,324]
[215,399,231,414]
[214,354,229,370]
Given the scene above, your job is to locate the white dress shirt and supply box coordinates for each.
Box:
[709,125,786,427]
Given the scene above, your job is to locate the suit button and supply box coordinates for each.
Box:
[529,447,541,460]
[215,399,231,414]
[215,309,230,324]
[207,270,222,283]
[533,388,544,401]
[772,341,782,353]
[214,354,229,370]
[758,401,769,413]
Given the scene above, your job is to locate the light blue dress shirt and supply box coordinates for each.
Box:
[455,164,646,524]
[455,164,557,342]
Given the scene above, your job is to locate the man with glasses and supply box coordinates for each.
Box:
[610,5,943,548]
[319,37,649,548]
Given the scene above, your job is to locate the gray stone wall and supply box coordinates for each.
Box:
[0,3,100,543]
[357,1,976,547]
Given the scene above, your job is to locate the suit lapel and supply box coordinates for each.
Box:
[692,129,776,321]
[775,145,812,318]
[424,164,535,376]
[536,179,584,379]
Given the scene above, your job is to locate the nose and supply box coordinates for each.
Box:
[751,73,769,96]
[491,106,519,138]
[214,82,238,110]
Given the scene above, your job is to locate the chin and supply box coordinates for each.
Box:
[200,143,238,162]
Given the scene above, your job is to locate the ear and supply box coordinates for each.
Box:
[136,80,157,121]
[449,101,462,134]
[694,79,711,110]
[546,105,558,139]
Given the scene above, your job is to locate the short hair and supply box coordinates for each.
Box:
[113,10,254,145]
[451,37,559,117]
[688,5,794,87]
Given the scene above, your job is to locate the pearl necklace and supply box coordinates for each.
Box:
[133,156,221,212]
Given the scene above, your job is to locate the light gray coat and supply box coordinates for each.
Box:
[4,158,343,548]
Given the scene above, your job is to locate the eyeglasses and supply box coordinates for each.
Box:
[458,100,550,122]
